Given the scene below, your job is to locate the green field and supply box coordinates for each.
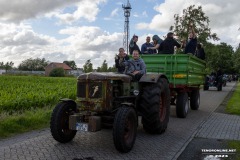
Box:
[0,75,77,114]
[0,75,77,138]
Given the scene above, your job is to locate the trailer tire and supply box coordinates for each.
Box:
[217,83,222,91]
[203,77,209,91]
[139,78,170,134]
[190,90,200,110]
[176,92,189,118]
[50,101,77,143]
[113,106,137,153]
[203,85,209,90]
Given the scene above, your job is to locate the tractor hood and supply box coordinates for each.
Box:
[77,72,131,83]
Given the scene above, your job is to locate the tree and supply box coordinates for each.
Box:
[18,58,49,71]
[83,59,93,73]
[96,60,117,72]
[49,68,65,77]
[0,61,14,72]
[205,42,234,73]
[233,47,240,73]
[170,5,219,44]
[107,66,117,72]
[63,61,77,70]
[96,60,108,72]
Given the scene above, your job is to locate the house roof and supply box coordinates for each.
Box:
[46,62,72,70]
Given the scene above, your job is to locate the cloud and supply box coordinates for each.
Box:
[0,23,123,68]
[58,26,123,67]
[0,0,80,23]
[47,0,107,25]
[111,8,119,17]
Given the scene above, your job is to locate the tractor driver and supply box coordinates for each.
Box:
[125,50,146,81]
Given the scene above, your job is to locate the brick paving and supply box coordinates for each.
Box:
[0,82,237,160]
[196,113,240,140]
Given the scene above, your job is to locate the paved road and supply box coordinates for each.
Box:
[0,82,236,160]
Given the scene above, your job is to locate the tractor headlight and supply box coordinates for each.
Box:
[133,90,139,96]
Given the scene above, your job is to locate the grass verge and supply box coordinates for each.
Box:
[226,82,240,115]
[0,106,53,139]
[226,82,240,159]
[228,141,240,160]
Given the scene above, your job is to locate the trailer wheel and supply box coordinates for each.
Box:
[203,77,209,91]
[217,83,222,91]
[50,101,77,143]
[176,92,189,118]
[139,78,170,134]
[190,90,200,110]
[113,106,137,153]
[203,85,209,90]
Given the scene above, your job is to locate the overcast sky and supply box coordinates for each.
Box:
[0,0,240,68]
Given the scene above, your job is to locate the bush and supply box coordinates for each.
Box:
[49,68,65,77]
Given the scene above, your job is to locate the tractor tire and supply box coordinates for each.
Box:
[139,78,170,134]
[113,106,137,153]
[190,89,200,110]
[176,92,189,118]
[50,101,77,143]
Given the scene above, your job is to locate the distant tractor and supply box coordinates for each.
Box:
[50,54,206,152]
[203,74,223,91]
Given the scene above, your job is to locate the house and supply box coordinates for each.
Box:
[45,62,72,76]
[0,69,5,75]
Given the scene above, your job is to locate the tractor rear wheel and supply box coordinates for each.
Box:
[139,78,170,134]
[50,101,77,143]
[113,106,137,153]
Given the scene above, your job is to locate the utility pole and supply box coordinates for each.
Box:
[122,0,131,55]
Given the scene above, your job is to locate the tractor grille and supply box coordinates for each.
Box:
[88,82,102,98]
[77,82,86,98]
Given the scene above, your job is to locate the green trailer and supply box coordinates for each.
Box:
[141,54,206,118]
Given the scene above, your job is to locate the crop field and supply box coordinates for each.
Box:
[0,75,77,114]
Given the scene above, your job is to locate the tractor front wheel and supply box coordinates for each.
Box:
[113,106,137,153]
[50,101,77,143]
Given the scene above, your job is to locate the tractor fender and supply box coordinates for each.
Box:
[59,98,77,107]
[113,103,136,113]
[139,73,168,83]
[120,102,135,108]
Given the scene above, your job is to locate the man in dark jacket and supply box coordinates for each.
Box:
[129,35,141,55]
[184,24,197,54]
[141,36,156,54]
[159,32,181,54]
[195,43,205,60]
[115,48,129,73]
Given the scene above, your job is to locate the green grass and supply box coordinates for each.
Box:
[228,141,240,160]
[0,75,77,139]
[0,106,53,138]
[0,75,76,113]
[226,82,240,115]
[226,82,240,158]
